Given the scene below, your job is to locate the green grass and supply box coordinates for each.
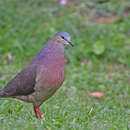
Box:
[0,0,130,129]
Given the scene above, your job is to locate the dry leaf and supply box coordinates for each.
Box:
[93,16,115,23]
[89,91,104,98]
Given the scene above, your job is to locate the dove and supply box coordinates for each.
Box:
[0,32,73,118]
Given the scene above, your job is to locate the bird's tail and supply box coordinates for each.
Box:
[0,90,5,97]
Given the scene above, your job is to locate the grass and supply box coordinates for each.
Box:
[0,0,130,129]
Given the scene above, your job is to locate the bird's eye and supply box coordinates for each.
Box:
[61,36,65,39]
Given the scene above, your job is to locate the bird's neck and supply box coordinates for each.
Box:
[31,40,65,66]
[41,41,65,65]
[46,41,64,57]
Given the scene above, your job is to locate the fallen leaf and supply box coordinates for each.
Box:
[93,16,115,23]
[89,92,104,98]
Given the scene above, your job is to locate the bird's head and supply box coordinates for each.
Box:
[53,32,74,47]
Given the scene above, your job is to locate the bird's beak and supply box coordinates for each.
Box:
[68,41,74,47]
[65,39,74,47]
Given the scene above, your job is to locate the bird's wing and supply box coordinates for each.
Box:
[3,64,37,96]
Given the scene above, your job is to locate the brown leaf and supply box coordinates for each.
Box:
[89,92,104,98]
[93,16,115,23]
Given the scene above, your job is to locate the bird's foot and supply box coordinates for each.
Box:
[33,105,42,119]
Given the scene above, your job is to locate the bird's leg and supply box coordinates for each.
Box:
[33,105,42,119]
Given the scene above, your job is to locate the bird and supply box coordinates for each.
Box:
[0,32,73,119]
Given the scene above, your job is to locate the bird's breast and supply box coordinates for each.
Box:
[37,61,65,89]
[45,66,65,87]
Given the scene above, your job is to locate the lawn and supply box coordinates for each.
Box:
[0,0,129,129]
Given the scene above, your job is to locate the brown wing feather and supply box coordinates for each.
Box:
[3,64,37,96]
